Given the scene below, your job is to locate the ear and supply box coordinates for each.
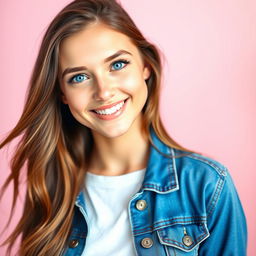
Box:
[143,64,151,80]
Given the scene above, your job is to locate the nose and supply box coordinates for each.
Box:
[92,74,115,101]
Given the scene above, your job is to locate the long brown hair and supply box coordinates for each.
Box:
[0,0,200,255]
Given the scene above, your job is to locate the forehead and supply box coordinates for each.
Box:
[59,23,140,67]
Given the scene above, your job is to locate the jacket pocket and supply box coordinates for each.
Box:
[157,222,210,256]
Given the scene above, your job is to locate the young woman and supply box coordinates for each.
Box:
[0,0,247,255]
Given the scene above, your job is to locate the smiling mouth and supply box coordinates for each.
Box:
[91,98,129,115]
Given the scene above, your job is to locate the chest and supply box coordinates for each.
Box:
[62,190,209,256]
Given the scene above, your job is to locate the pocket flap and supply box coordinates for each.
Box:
[157,222,209,252]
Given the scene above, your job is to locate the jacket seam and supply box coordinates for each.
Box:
[160,224,207,249]
[170,148,179,189]
[206,176,225,217]
[186,155,227,176]
[133,216,207,235]
[168,147,177,188]
[142,183,177,191]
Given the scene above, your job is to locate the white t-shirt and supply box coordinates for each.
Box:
[81,168,146,256]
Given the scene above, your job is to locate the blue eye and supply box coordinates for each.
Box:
[67,59,130,85]
[111,59,130,71]
[69,74,87,84]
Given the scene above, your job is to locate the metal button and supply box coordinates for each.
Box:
[69,239,79,248]
[182,235,193,247]
[136,200,147,211]
[141,237,153,248]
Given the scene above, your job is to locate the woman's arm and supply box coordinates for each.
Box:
[199,169,247,255]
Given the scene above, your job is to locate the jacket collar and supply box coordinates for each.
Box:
[141,126,179,193]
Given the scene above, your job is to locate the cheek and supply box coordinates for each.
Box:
[65,89,91,110]
[119,69,147,94]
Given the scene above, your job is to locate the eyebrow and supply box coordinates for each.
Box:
[61,49,132,79]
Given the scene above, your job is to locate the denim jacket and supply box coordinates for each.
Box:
[62,128,247,255]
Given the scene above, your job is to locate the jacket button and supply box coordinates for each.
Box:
[69,239,79,248]
[141,237,153,248]
[136,200,147,211]
[182,235,193,247]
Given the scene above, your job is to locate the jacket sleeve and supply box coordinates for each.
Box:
[199,168,247,255]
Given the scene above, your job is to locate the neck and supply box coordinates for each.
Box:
[88,118,150,176]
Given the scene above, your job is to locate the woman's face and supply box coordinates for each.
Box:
[58,22,150,138]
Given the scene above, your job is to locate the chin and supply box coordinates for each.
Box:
[93,123,132,139]
[104,127,130,138]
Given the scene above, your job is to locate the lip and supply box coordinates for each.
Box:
[91,98,128,111]
[90,98,129,121]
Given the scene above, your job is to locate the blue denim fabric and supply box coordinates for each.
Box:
[62,127,247,255]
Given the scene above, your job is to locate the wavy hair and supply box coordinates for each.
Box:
[0,0,200,255]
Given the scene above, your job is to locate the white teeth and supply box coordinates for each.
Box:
[94,101,125,115]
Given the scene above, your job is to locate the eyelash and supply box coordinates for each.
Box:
[67,59,130,85]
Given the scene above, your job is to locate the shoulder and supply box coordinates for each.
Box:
[172,148,227,178]
[171,148,232,216]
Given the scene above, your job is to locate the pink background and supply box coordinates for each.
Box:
[0,0,255,255]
